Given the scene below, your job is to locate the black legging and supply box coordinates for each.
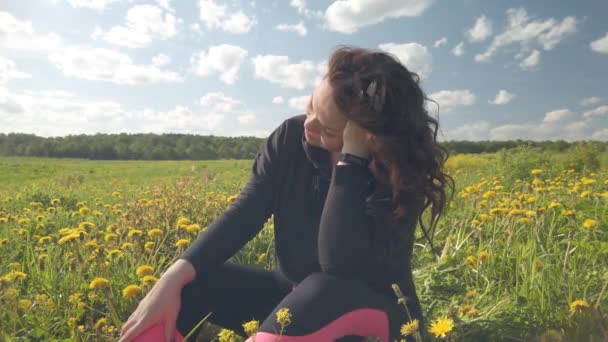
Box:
[175,262,419,342]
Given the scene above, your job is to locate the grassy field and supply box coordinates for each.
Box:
[0,145,607,341]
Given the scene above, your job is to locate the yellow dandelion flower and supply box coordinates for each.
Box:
[186,224,200,233]
[217,329,238,342]
[112,191,121,197]
[479,214,491,222]
[107,249,122,258]
[479,251,489,262]
[148,228,163,237]
[531,169,543,175]
[128,229,143,238]
[5,271,28,281]
[464,290,479,299]
[428,316,454,338]
[525,210,537,217]
[227,194,238,203]
[562,209,575,217]
[258,252,267,263]
[519,217,532,225]
[465,255,477,265]
[95,318,108,330]
[569,299,590,314]
[136,265,154,277]
[67,317,78,329]
[242,320,259,336]
[104,233,118,242]
[276,307,292,326]
[581,177,596,185]
[175,239,190,248]
[583,219,597,229]
[122,285,141,299]
[51,198,61,205]
[482,191,495,199]
[18,299,33,313]
[401,319,419,337]
[176,217,191,227]
[84,240,99,249]
[39,236,52,244]
[470,219,481,226]
[532,178,544,186]
[79,207,90,216]
[579,190,591,198]
[144,241,155,250]
[58,233,80,244]
[142,275,158,285]
[121,242,134,249]
[89,277,110,290]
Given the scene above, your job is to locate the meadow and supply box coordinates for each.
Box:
[0,144,607,341]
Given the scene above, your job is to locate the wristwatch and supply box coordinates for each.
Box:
[340,152,370,168]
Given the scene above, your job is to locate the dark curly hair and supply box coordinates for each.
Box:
[325,44,455,256]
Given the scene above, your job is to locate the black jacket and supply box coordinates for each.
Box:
[178,114,423,320]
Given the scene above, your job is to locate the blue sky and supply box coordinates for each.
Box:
[1,0,607,141]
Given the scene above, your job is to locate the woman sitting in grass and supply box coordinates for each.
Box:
[119,44,454,342]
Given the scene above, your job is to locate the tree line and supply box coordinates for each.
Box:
[0,133,605,160]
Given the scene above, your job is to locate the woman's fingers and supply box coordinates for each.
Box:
[119,319,147,342]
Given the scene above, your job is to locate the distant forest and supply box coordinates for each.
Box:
[0,133,606,160]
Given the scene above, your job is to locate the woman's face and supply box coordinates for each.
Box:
[303,78,347,152]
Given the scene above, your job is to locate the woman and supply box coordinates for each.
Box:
[119,45,454,342]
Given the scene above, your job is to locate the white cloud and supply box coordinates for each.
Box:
[48,47,182,84]
[378,42,432,80]
[0,11,63,51]
[51,0,121,11]
[590,32,608,54]
[583,105,608,120]
[152,53,170,67]
[324,0,434,34]
[466,15,492,42]
[519,49,540,69]
[237,114,256,124]
[92,5,180,48]
[198,0,256,34]
[442,120,491,141]
[288,95,310,112]
[433,37,447,48]
[190,23,203,35]
[190,44,248,85]
[252,55,325,90]
[580,97,602,106]
[276,21,307,36]
[290,0,323,19]
[272,96,285,104]
[488,121,589,141]
[475,8,577,63]
[156,0,174,12]
[0,56,32,83]
[428,89,476,112]
[542,109,575,124]
[451,42,465,56]
[490,90,515,105]
[199,91,257,126]
[591,128,608,141]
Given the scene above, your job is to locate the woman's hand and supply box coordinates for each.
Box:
[341,120,372,159]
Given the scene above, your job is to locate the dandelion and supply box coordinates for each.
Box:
[18,299,33,313]
[79,207,90,215]
[175,239,190,248]
[465,255,477,266]
[569,299,590,314]
[465,289,479,299]
[89,277,110,290]
[531,169,543,175]
[242,320,259,336]
[128,229,143,238]
[95,318,108,330]
[401,319,419,337]
[136,265,154,277]
[583,219,597,229]
[51,198,61,205]
[142,275,158,285]
[579,190,590,198]
[122,285,141,299]
[227,195,238,203]
[176,217,191,227]
[258,252,267,263]
[428,316,454,338]
[562,209,575,217]
[186,224,200,233]
[4,271,27,282]
[276,307,292,326]
[519,217,532,225]
[217,329,238,342]
[39,236,52,244]
[148,228,163,237]
[479,251,489,262]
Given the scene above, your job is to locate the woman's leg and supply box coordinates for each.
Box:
[249,272,416,342]
[175,262,292,338]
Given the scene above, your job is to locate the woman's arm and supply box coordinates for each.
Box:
[175,120,289,283]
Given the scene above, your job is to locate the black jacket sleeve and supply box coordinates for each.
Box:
[317,162,378,281]
[176,121,286,278]
[318,162,422,288]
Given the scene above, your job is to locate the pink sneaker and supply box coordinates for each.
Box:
[132,323,185,342]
